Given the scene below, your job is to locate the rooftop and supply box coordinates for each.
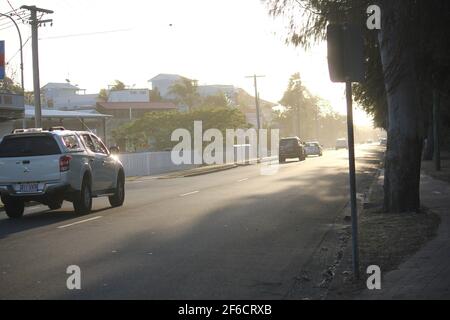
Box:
[97,102,177,110]
[41,83,80,90]
[25,105,111,119]
[148,74,184,82]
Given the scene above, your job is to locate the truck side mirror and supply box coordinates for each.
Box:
[110,146,120,154]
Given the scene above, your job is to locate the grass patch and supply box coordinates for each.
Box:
[359,208,440,273]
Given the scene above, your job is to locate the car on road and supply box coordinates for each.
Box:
[279,137,306,163]
[0,127,125,219]
[304,141,323,157]
[335,138,348,150]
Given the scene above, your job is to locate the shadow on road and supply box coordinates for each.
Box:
[0,206,113,240]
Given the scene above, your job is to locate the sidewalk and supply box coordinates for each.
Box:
[358,174,450,299]
[326,152,450,300]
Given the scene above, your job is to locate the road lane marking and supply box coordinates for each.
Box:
[57,216,103,229]
[238,178,249,182]
[180,191,199,197]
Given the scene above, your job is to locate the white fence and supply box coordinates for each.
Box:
[118,151,198,177]
[118,146,277,177]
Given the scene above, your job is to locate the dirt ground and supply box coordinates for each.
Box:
[327,163,442,299]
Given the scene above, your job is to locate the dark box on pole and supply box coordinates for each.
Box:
[327,24,365,83]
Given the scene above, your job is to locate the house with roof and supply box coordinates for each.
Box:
[235,88,276,128]
[41,82,98,110]
[149,73,238,108]
[108,89,150,103]
[97,101,177,120]
[148,74,183,99]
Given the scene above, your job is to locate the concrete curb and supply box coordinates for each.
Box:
[158,164,238,179]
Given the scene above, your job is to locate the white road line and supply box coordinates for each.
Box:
[180,191,199,197]
[57,216,103,229]
[238,178,249,182]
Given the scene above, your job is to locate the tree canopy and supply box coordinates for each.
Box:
[112,107,249,152]
[168,78,201,110]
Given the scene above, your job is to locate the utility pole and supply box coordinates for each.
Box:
[245,74,265,161]
[20,5,53,128]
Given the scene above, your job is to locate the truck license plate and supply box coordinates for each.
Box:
[19,183,39,193]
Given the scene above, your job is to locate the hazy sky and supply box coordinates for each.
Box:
[1,0,373,126]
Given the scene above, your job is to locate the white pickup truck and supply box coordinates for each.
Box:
[0,127,125,219]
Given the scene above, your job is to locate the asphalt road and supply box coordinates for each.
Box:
[0,145,383,299]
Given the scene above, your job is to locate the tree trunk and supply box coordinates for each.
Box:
[422,115,434,161]
[379,1,423,213]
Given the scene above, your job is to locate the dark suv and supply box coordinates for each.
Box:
[279,137,306,163]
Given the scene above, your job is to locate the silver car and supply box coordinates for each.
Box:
[0,127,125,219]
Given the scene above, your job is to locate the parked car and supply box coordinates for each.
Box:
[0,127,125,219]
[279,137,306,163]
[304,141,323,157]
[380,138,387,146]
[335,138,348,150]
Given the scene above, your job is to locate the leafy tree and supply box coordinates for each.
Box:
[267,0,450,213]
[0,76,22,94]
[200,92,229,109]
[98,89,109,102]
[149,87,163,102]
[110,80,126,91]
[97,80,127,102]
[168,77,201,110]
[113,107,249,151]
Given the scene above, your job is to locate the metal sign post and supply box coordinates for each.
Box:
[327,23,365,280]
[346,81,360,280]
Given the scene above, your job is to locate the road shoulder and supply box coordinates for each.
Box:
[327,169,447,300]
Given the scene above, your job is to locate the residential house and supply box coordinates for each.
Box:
[108,89,149,103]
[41,82,98,110]
[235,88,276,128]
[149,73,238,108]
[148,73,183,99]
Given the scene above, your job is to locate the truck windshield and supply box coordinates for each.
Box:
[280,139,297,147]
[0,135,61,158]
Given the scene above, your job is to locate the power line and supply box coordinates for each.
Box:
[0,15,31,27]
[6,35,31,65]
[39,28,133,40]
[0,9,29,22]
[7,1,26,23]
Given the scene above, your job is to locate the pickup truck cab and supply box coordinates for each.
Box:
[0,127,125,219]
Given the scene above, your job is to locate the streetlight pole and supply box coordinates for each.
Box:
[0,13,24,93]
[246,74,265,161]
[0,12,25,128]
